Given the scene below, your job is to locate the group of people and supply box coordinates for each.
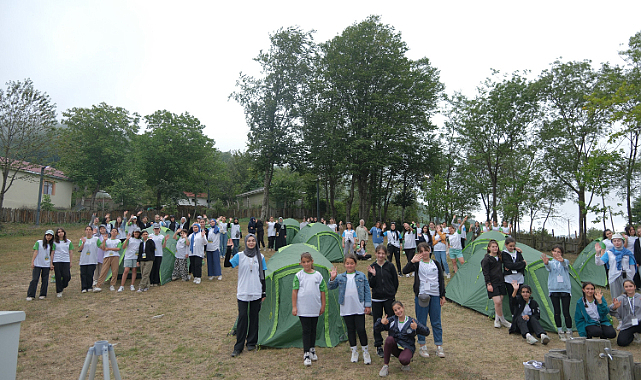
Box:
[27,214,641,375]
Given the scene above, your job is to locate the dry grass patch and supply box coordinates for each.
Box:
[2,226,640,379]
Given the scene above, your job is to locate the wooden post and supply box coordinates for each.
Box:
[609,351,633,380]
[562,359,585,380]
[549,349,567,356]
[525,364,541,380]
[539,369,561,380]
[634,362,641,380]
[612,350,635,373]
[566,339,586,362]
[585,339,611,380]
[545,353,567,378]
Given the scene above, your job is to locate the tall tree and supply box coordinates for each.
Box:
[315,16,443,222]
[0,79,57,211]
[231,27,315,221]
[538,60,612,246]
[59,103,139,210]
[138,110,216,209]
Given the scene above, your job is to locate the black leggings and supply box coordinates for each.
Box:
[299,316,319,353]
[387,245,402,275]
[372,299,395,347]
[617,325,641,347]
[150,256,162,285]
[404,248,416,264]
[257,231,265,248]
[550,292,573,329]
[343,314,368,347]
[585,324,617,339]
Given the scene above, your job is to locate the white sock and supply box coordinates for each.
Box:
[495,315,500,322]
[557,328,563,334]
[351,346,357,352]
[362,345,369,352]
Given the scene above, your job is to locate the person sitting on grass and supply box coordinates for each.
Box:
[508,280,550,345]
[609,279,641,347]
[575,282,616,339]
[375,300,429,377]
[354,240,372,260]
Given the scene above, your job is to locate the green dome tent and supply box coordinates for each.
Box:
[461,231,507,262]
[283,218,300,245]
[141,226,178,285]
[258,243,347,348]
[446,234,583,332]
[573,239,607,287]
[292,223,344,263]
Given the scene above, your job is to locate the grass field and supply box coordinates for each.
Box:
[2,223,641,380]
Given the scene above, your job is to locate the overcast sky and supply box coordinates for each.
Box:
[2,1,640,234]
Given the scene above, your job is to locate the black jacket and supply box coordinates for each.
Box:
[402,259,446,299]
[368,261,399,300]
[501,249,526,277]
[138,239,156,262]
[481,254,504,286]
[248,217,257,234]
[374,315,429,354]
[509,296,541,334]
[256,219,264,233]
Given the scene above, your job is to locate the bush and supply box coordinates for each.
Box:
[41,195,55,212]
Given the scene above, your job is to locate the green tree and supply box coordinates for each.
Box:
[0,79,57,211]
[312,16,443,222]
[538,60,613,247]
[58,103,139,210]
[231,27,315,221]
[138,110,216,209]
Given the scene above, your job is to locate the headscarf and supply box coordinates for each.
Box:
[190,223,200,254]
[244,233,264,280]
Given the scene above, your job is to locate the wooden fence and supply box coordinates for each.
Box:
[513,232,583,254]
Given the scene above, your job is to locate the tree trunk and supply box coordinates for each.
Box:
[329,175,337,219]
[578,189,587,248]
[90,183,100,211]
[260,164,274,221]
[345,175,355,223]
[358,174,369,222]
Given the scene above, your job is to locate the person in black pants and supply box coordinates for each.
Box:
[508,281,550,344]
[610,279,641,346]
[368,245,399,357]
[256,219,265,249]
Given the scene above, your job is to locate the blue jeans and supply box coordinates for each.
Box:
[415,295,443,346]
[219,233,227,253]
[232,239,240,255]
[206,250,222,276]
[433,250,449,274]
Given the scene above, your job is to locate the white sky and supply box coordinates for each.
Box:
[2,1,640,234]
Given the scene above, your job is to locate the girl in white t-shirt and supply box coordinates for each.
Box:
[52,227,73,298]
[120,230,142,291]
[343,222,356,257]
[267,217,276,251]
[79,226,100,293]
[27,230,55,300]
[170,228,190,281]
[292,252,327,367]
[328,254,372,365]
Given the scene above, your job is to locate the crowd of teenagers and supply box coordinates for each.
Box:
[25,215,641,375]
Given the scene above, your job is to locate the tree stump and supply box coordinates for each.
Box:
[585,339,611,380]
[562,359,585,380]
[545,353,567,378]
[609,351,633,380]
[612,350,634,372]
[566,339,586,361]
[525,364,541,380]
[539,369,561,380]
[634,362,641,380]
[550,349,568,356]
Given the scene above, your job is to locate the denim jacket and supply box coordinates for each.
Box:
[544,258,571,294]
[328,271,372,307]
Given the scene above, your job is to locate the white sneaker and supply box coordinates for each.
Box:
[26,297,33,301]
[379,365,389,377]
[188,274,192,280]
[137,288,142,293]
[208,276,214,280]
[401,364,411,372]
[418,345,429,358]
[195,278,201,284]
[634,333,641,344]
[130,285,136,291]
[436,346,445,358]
[351,348,359,363]
[494,319,501,328]
[39,296,45,300]
[309,348,318,361]
[411,272,415,277]
[303,353,312,367]
[446,273,451,279]
[81,290,87,293]
[541,334,550,345]
[117,286,124,292]
[193,278,198,283]
[92,280,97,286]
[405,273,410,278]
[558,332,567,342]
[566,331,573,340]
[56,292,62,298]
[217,276,222,280]
[501,319,512,328]
[94,287,102,292]
[526,333,538,345]
[363,350,371,365]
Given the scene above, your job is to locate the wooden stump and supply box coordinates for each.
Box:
[562,359,585,380]
[550,349,568,356]
[539,369,562,380]
[585,339,611,380]
[545,353,567,378]
[612,350,635,372]
[525,364,541,380]
[634,362,641,380]
[609,351,633,380]
[566,339,586,361]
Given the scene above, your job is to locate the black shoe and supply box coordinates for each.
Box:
[377,346,384,358]
[247,345,256,351]
[231,350,241,357]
